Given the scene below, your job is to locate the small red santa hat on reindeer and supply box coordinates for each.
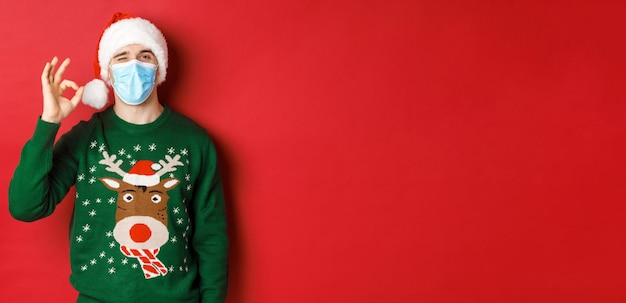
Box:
[82,12,168,109]
[123,160,162,187]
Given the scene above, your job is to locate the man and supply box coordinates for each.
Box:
[9,12,228,302]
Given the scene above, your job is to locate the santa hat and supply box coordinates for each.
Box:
[123,160,162,187]
[82,12,168,109]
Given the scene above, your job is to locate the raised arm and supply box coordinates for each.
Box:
[8,57,83,221]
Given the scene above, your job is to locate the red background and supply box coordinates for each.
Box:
[1,1,626,302]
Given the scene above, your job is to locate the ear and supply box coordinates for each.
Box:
[108,67,114,85]
[100,177,122,190]
[161,178,180,190]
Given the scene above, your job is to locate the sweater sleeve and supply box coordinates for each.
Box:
[192,137,229,303]
[8,118,78,222]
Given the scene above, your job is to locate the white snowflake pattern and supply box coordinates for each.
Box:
[98,144,106,152]
[130,159,137,166]
[132,264,138,269]
[186,184,192,191]
[90,140,98,149]
[95,198,102,204]
[185,174,191,181]
[106,231,113,238]
[107,257,115,264]
[118,148,126,156]
[180,148,189,156]
[121,258,129,265]
[167,147,175,154]
[90,259,97,265]
[133,144,142,152]
[170,236,178,243]
[126,154,133,159]
[81,265,88,271]
[176,218,184,225]
[76,235,83,243]
[99,251,107,258]
[77,174,85,182]
[108,197,116,205]
[109,241,116,248]
[82,224,91,232]
[149,143,157,151]
[89,177,96,184]
[169,265,175,273]
[82,199,90,206]
[89,166,97,173]
[173,207,180,214]
[108,267,116,274]
[88,209,96,217]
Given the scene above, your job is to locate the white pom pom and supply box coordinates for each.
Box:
[82,79,109,109]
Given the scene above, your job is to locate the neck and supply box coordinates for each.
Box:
[113,93,164,125]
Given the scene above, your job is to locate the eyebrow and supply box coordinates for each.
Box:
[139,49,155,56]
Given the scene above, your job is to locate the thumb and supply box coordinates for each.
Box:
[69,86,84,108]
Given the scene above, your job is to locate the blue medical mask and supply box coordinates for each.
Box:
[111,60,157,105]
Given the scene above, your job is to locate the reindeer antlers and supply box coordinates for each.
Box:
[99,151,183,178]
[99,151,127,177]
[156,154,184,177]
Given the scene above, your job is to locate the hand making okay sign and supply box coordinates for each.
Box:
[40,57,84,124]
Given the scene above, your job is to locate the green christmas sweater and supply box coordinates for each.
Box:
[9,105,228,303]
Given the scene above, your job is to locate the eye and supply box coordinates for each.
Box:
[151,194,162,204]
[123,193,134,203]
[113,56,128,63]
[139,53,155,62]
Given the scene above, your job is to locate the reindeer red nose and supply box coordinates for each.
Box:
[129,223,152,243]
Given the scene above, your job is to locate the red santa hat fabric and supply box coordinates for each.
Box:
[123,160,162,187]
[82,12,168,109]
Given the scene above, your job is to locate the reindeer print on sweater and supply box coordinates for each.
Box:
[99,151,182,279]
[72,140,194,280]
